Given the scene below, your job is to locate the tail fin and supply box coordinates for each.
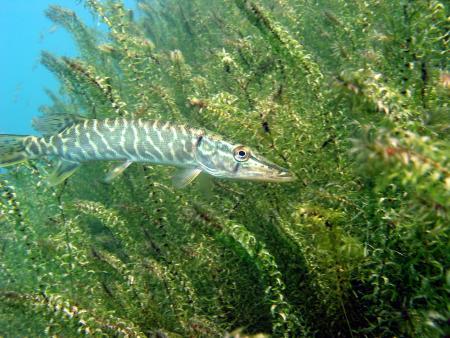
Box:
[0,135,29,167]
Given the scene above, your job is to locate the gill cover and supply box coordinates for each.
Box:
[194,134,230,177]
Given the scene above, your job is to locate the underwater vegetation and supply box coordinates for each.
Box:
[0,0,449,336]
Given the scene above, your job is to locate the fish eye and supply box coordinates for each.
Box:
[233,146,250,162]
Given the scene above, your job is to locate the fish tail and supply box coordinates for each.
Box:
[0,135,33,167]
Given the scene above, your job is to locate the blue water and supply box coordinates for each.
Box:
[0,0,134,136]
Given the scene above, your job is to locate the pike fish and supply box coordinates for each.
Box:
[0,114,296,187]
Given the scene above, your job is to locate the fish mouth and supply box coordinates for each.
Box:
[246,158,297,182]
[248,170,297,182]
[273,170,297,182]
[243,164,297,183]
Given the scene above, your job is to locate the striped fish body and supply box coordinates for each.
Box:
[0,115,296,186]
[25,118,200,167]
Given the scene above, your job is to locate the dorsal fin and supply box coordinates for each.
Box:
[32,113,85,136]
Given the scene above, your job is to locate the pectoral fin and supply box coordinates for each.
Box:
[47,160,80,186]
[172,168,202,188]
[104,160,133,183]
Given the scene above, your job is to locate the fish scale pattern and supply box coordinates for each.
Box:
[33,119,200,165]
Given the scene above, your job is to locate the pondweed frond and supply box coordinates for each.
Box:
[0,0,448,337]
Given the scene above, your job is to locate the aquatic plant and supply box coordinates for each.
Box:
[1,0,448,336]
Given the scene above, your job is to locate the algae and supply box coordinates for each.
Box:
[0,0,449,337]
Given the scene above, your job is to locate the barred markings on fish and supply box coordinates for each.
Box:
[0,116,296,186]
[24,118,201,167]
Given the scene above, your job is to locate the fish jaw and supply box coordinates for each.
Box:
[194,135,296,183]
[229,154,297,183]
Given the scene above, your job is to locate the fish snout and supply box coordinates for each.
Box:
[276,168,297,182]
[258,160,297,182]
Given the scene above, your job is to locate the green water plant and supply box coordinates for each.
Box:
[0,0,448,337]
